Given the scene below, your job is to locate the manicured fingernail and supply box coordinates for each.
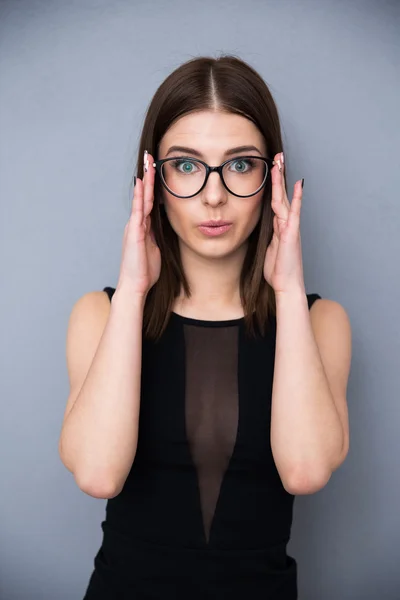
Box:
[301,178,304,189]
[144,150,148,172]
[281,152,284,164]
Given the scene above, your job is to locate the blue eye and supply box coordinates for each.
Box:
[229,158,257,173]
[171,159,198,174]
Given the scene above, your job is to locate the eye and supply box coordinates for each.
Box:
[228,158,257,173]
[171,159,199,174]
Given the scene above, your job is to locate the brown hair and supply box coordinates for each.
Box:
[132,54,287,342]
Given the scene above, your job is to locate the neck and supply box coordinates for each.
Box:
[175,241,248,312]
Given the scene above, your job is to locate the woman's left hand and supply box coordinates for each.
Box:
[263,152,306,296]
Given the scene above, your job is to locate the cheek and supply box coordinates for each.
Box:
[162,199,192,236]
[240,197,264,232]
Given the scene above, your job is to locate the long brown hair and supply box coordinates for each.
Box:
[131,54,287,342]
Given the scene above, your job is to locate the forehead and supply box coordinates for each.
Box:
[158,110,266,156]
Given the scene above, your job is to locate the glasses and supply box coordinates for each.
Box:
[152,155,277,199]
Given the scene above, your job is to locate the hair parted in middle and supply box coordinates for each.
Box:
[132,54,287,342]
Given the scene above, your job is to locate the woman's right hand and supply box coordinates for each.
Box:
[117,150,162,298]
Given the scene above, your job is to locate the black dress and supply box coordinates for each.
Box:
[82,286,322,599]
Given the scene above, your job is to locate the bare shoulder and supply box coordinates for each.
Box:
[67,290,112,345]
[309,297,350,324]
[309,297,351,349]
[62,290,112,424]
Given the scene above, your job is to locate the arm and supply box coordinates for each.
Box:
[271,290,351,495]
[59,281,146,499]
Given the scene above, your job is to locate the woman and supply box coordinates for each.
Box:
[59,55,351,599]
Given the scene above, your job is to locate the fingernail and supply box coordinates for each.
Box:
[144,150,148,173]
[301,178,304,189]
[134,175,137,187]
[281,152,284,164]
[277,159,282,172]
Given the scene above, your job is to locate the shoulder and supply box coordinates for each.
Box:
[309,297,351,329]
[66,290,112,354]
[309,296,352,350]
[69,289,112,320]
[63,290,113,431]
[308,298,352,395]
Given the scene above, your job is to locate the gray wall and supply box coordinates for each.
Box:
[1,0,399,598]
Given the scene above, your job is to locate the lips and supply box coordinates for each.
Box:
[198,223,232,237]
[199,221,232,227]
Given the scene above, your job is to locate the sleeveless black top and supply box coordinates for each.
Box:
[83,286,322,599]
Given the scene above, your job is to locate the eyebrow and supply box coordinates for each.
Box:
[165,144,263,158]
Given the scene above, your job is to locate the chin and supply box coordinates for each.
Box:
[191,239,245,260]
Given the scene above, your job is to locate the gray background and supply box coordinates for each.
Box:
[1,0,399,598]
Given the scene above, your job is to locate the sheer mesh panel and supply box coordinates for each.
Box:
[183,324,239,542]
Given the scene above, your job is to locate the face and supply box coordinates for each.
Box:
[157,110,267,260]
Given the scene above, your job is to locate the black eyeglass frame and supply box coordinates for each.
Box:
[152,155,277,199]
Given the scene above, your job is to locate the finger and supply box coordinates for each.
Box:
[273,214,280,238]
[142,150,156,220]
[146,214,158,246]
[288,179,303,230]
[132,176,144,225]
[271,151,290,220]
[279,153,291,209]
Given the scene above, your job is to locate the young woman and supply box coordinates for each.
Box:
[59,55,352,599]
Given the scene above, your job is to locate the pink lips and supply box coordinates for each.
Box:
[198,223,232,236]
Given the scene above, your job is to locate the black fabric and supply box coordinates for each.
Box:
[83,287,322,599]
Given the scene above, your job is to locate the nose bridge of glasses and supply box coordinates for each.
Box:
[205,165,227,190]
[207,165,223,178]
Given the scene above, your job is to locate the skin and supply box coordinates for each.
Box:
[157,110,268,319]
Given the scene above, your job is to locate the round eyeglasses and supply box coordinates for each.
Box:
[152,155,277,199]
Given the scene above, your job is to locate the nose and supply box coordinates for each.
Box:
[201,170,227,206]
